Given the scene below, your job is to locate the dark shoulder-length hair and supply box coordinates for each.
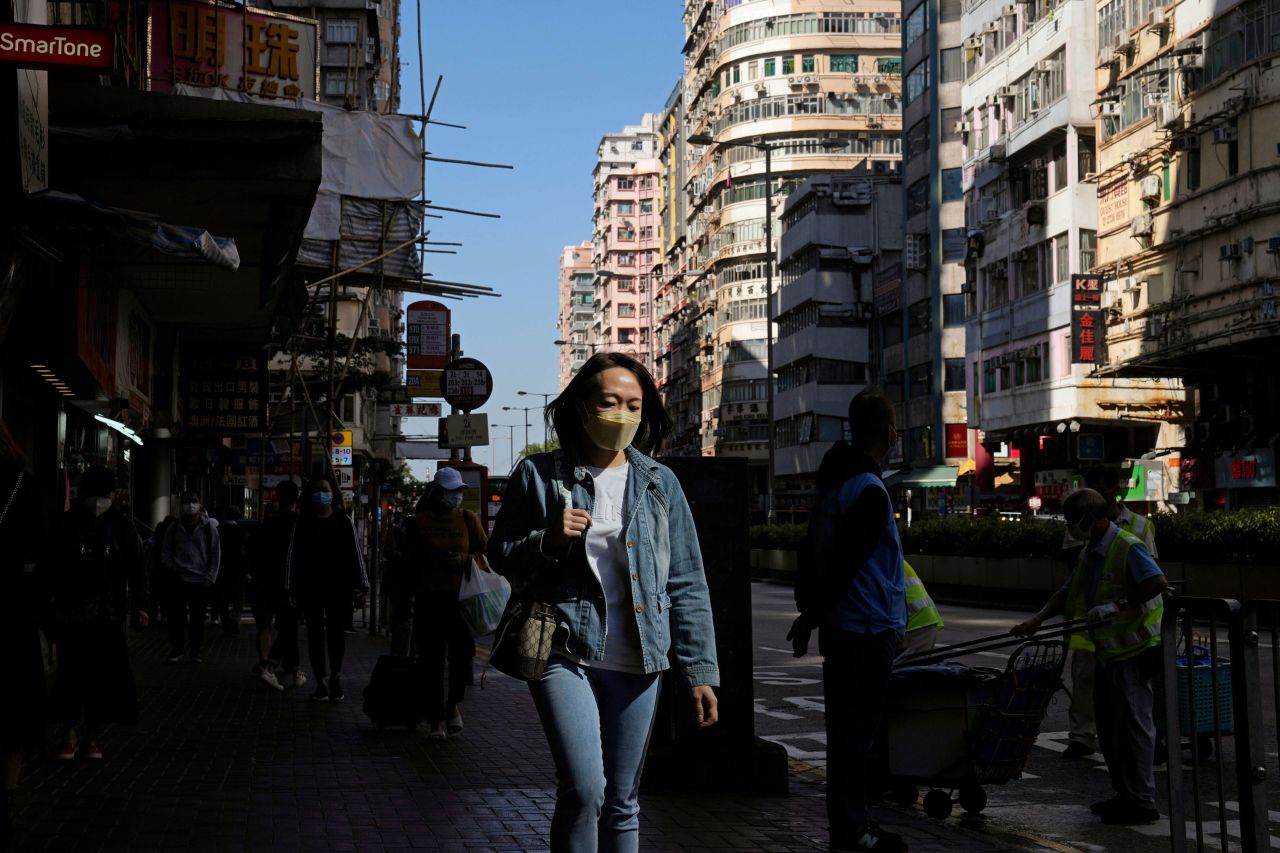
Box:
[301,473,345,514]
[547,352,672,456]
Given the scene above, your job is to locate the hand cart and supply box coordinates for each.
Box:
[886,626,1073,821]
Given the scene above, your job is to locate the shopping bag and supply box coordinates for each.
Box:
[458,557,511,637]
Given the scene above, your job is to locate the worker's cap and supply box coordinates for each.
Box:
[434,467,465,491]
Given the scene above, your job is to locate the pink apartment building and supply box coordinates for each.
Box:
[557,241,594,389]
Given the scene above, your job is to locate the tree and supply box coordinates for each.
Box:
[520,439,560,458]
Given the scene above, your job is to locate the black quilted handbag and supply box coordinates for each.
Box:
[489,598,559,682]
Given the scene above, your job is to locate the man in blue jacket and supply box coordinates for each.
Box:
[789,388,908,852]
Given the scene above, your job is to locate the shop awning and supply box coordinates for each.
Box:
[884,466,960,488]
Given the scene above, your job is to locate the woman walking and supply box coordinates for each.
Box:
[488,352,719,853]
[0,422,43,852]
[287,476,368,702]
[41,466,148,762]
[405,467,488,740]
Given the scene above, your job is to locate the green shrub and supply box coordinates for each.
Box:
[749,523,807,551]
[899,515,1065,559]
[1149,508,1280,563]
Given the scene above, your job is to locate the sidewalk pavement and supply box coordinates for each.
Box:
[13,621,1044,852]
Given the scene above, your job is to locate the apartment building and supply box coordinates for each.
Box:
[260,0,400,112]
[592,116,662,366]
[887,0,968,495]
[678,0,905,510]
[775,175,902,501]
[1090,0,1279,507]
[557,242,595,388]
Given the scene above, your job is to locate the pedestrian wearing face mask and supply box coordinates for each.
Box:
[488,353,719,853]
[1014,487,1167,825]
[286,475,368,702]
[39,466,148,762]
[404,467,488,740]
[161,491,221,663]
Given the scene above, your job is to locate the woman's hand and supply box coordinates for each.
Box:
[543,508,592,551]
[690,685,718,728]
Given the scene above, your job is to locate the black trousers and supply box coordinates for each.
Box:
[258,595,301,672]
[304,595,350,679]
[822,628,899,843]
[166,581,209,656]
[416,590,476,724]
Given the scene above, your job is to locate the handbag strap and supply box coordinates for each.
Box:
[0,472,22,527]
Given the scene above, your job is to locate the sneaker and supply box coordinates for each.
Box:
[311,682,330,702]
[166,652,184,664]
[190,653,203,664]
[833,823,908,853]
[1100,803,1160,825]
[329,676,344,702]
[446,710,463,736]
[82,742,103,760]
[1090,797,1125,815]
[258,669,284,691]
[56,742,78,761]
[428,722,447,741]
[292,670,308,688]
[1062,742,1095,760]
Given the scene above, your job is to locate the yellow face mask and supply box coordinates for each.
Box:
[583,409,642,452]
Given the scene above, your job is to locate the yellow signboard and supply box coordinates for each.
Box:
[330,430,353,447]
[406,369,443,398]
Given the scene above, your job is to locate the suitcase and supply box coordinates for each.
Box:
[362,655,424,730]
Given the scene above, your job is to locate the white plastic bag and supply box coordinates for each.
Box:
[458,557,511,637]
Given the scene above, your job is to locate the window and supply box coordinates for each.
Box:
[640,200,652,213]
[1051,140,1068,193]
[639,226,653,241]
[617,228,635,241]
[999,363,1011,390]
[881,311,903,347]
[617,304,636,318]
[1078,134,1096,177]
[908,362,934,399]
[748,60,759,81]
[616,177,634,190]
[907,177,929,217]
[830,55,858,73]
[324,73,349,96]
[616,201,634,214]
[1079,230,1097,273]
[615,278,635,291]
[1054,232,1070,282]
[885,371,904,402]
[1228,119,1240,175]
[782,56,795,74]
[942,229,967,262]
[1186,146,1201,191]
[943,294,966,326]
[905,2,926,49]
[944,358,966,391]
[907,299,932,337]
[732,65,740,84]
[942,168,963,202]
[326,19,358,43]
[878,58,903,74]
[940,48,963,83]
[906,119,930,161]
[905,60,929,104]
[633,140,644,151]
[764,57,776,76]
[802,55,815,72]
[983,360,997,393]
[1026,345,1043,383]
[1018,245,1043,297]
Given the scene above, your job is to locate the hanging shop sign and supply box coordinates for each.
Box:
[944,424,969,459]
[405,300,450,370]
[0,22,114,70]
[1214,449,1276,489]
[1077,433,1105,461]
[180,350,267,433]
[114,292,154,426]
[150,0,318,100]
[387,402,442,418]
[1070,274,1104,365]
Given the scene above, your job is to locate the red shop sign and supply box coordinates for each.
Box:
[0,23,114,70]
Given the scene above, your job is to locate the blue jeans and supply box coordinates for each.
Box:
[529,656,661,853]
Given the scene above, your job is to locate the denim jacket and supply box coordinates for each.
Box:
[487,447,720,687]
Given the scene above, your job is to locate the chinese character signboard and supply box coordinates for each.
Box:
[1098,177,1130,232]
[181,351,267,433]
[150,0,317,100]
[406,301,450,370]
[388,402,442,418]
[944,424,968,458]
[1070,274,1104,364]
[1214,449,1276,489]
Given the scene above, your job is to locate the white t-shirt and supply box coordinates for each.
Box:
[580,462,645,672]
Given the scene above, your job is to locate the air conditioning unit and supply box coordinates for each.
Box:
[998,85,1018,98]
[754,82,767,93]
[1138,174,1162,200]
[983,20,1001,32]
[1157,103,1180,128]
[1213,126,1239,143]
[1130,213,1154,236]
[964,36,983,50]
[1220,242,1242,260]
[1173,132,1200,150]
[1099,101,1123,116]
[1035,59,1058,73]
[954,120,972,133]
[1144,92,1170,109]
[1178,52,1205,70]
[961,282,976,294]
[1002,3,1018,13]
[989,142,1006,160]
[1122,276,1141,292]
[1267,236,1280,254]
[981,199,999,223]
[873,75,885,84]
[1025,200,1046,226]
[802,74,816,84]
[1145,316,1164,339]
[1113,34,1133,58]
[787,75,800,85]
[1147,8,1170,30]
[1027,157,1046,170]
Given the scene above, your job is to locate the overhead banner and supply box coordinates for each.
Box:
[1070,274,1104,365]
[150,0,318,100]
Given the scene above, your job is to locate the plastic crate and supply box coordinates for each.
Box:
[1157,655,1233,737]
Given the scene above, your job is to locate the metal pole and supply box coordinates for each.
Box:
[523,409,530,458]
[763,143,776,524]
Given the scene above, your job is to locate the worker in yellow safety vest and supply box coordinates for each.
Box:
[1014,488,1167,826]
[898,560,943,660]
[1059,467,1159,762]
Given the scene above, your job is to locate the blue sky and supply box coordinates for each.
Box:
[395,2,685,477]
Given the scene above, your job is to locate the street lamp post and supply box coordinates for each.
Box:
[502,405,539,457]
[686,133,843,522]
[491,423,517,472]
[518,390,555,445]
